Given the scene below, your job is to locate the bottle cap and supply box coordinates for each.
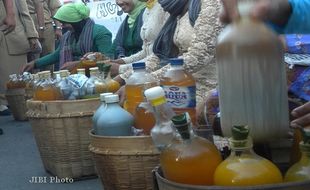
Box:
[99,92,113,102]
[105,94,119,103]
[132,62,145,70]
[59,70,69,77]
[89,67,99,71]
[144,86,166,106]
[170,58,184,65]
[171,113,190,139]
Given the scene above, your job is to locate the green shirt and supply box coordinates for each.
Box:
[35,24,113,69]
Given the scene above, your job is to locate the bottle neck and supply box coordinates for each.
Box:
[237,0,255,19]
[153,103,173,124]
[170,64,183,70]
[300,143,310,159]
[229,137,254,156]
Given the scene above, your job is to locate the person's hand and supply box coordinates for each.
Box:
[110,59,125,64]
[291,102,310,129]
[220,0,291,25]
[2,15,16,34]
[60,61,80,71]
[20,61,35,73]
[115,85,126,106]
[55,29,62,40]
[29,38,42,53]
[108,62,121,77]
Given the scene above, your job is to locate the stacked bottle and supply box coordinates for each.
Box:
[124,62,158,135]
[160,58,197,124]
[285,128,310,182]
[214,126,283,186]
[160,112,222,185]
[92,92,113,134]
[33,71,61,101]
[96,94,134,136]
[144,86,175,150]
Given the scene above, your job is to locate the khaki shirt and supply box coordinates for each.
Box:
[26,0,61,23]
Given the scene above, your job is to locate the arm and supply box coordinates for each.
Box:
[94,26,113,59]
[35,46,60,68]
[283,0,310,34]
[33,0,44,38]
[2,0,16,33]
[47,0,62,39]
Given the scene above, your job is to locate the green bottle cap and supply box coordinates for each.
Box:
[232,125,249,140]
[171,113,190,140]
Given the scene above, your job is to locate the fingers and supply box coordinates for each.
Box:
[290,102,310,128]
[291,112,310,129]
[250,0,269,20]
[220,0,239,24]
[291,102,310,118]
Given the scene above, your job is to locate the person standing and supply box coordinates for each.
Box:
[0,0,39,115]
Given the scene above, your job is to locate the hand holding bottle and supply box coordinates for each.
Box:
[220,0,291,25]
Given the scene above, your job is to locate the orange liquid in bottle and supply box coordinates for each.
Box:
[160,137,222,185]
[34,86,60,101]
[214,155,283,186]
[160,61,196,125]
[125,84,156,134]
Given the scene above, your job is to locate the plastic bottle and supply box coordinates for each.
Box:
[160,113,222,185]
[285,128,310,182]
[96,94,134,136]
[144,86,175,150]
[160,58,196,124]
[214,126,283,186]
[125,62,158,134]
[77,68,86,76]
[92,92,113,133]
[216,0,289,142]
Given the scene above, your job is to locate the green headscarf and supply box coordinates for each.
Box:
[54,2,90,23]
[128,0,146,28]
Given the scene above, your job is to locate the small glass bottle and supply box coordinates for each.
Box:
[57,70,71,100]
[144,86,175,151]
[92,92,113,133]
[214,126,283,186]
[84,67,106,98]
[160,113,222,185]
[77,68,86,76]
[34,71,61,101]
[285,128,310,182]
[96,94,134,136]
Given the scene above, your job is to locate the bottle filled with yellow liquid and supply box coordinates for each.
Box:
[34,71,61,101]
[214,126,283,186]
[160,113,222,185]
[125,62,158,135]
[285,128,310,182]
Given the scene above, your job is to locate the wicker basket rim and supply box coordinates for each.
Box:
[27,98,99,103]
[89,130,152,139]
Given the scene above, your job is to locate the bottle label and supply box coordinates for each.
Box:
[161,85,196,108]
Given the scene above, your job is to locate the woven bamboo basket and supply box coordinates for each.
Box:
[5,88,31,121]
[26,98,100,179]
[89,131,160,190]
[153,167,310,190]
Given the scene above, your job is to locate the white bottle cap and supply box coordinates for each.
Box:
[89,67,99,71]
[144,86,166,106]
[105,94,119,103]
[99,92,113,102]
